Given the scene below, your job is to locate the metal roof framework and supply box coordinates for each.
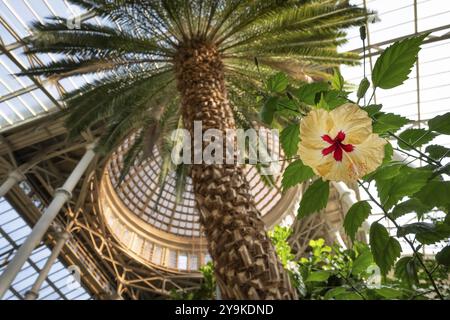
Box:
[0,195,90,300]
[0,0,449,300]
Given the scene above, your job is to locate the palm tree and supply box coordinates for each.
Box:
[22,0,368,299]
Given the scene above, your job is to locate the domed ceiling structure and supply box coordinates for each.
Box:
[98,135,300,273]
[1,0,447,301]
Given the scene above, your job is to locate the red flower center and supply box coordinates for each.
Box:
[321,131,354,162]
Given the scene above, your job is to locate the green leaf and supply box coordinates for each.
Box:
[277,96,298,116]
[390,198,431,220]
[281,160,314,190]
[414,180,450,211]
[383,142,394,164]
[305,270,330,282]
[373,113,409,134]
[363,161,401,182]
[267,72,288,93]
[373,287,404,299]
[280,123,300,158]
[372,34,428,89]
[320,90,348,110]
[428,112,450,135]
[398,128,437,150]
[395,256,419,287]
[331,68,344,91]
[370,222,402,275]
[430,162,450,178]
[324,287,348,300]
[364,104,383,117]
[334,292,364,300]
[344,201,371,241]
[375,166,431,210]
[260,96,278,125]
[436,246,450,266]
[397,222,450,244]
[352,250,374,276]
[372,163,404,181]
[294,82,329,105]
[357,77,370,99]
[397,222,435,237]
[425,145,450,160]
[298,179,330,218]
[316,93,329,110]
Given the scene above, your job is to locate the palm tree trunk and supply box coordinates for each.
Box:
[174,41,297,300]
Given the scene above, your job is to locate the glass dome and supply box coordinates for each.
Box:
[98,134,300,272]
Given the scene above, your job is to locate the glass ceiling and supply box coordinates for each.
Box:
[108,132,286,238]
[0,0,95,130]
[0,183,90,300]
[0,0,450,299]
[340,0,450,255]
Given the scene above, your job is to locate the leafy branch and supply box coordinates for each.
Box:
[358,181,444,300]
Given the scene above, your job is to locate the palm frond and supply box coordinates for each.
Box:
[19,0,370,192]
[174,163,188,204]
[27,20,173,58]
[65,68,174,139]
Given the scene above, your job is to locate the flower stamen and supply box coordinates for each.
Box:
[321,130,354,162]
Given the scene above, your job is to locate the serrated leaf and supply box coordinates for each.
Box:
[364,104,383,117]
[267,72,288,93]
[298,179,330,218]
[357,77,370,99]
[430,162,450,177]
[331,68,344,91]
[390,198,431,220]
[425,145,450,160]
[414,180,450,212]
[281,160,314,190]
[436,246,450,266]
[375,166,431,210]
[352,250,374,276]
[373,163,404,180]
[370,222,402,275]
[316,92,329,110]
[344,201,371,241]
[428,112,450,135]
[363,160,401,182]
[334,292,364,300]
[383,142,394,164]
[305,270,330,282]
[395,256,419,288]
[417,223,450,244]
[372,34,428,89]
[324,287,348,300]
[280,123,300,157]
[398,128,437,150]
[320,90,348,110]
[397,222,450,245]
[397,222,435,237]
[373,287,404,299]
[277,96,298,116]
[260,96,278,125]
[373,112,409,134]
[294,82,329,105]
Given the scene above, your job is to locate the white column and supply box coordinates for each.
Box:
[0,144,95,299]
[332,182,358,212]
[25,231,70,300]
[0,170,24,197]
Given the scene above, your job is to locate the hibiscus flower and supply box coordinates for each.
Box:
[299,103,386,183]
